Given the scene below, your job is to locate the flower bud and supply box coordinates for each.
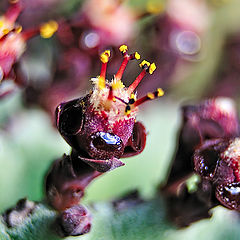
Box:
[54,205,91,237]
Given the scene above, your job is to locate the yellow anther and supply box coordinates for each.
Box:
[130,93,136,100]
[119,45,128,53]
[100,50,111,63]
[125,110,131,115]
[2,28,9,35]
[0,21,3,28]
[129,93,136,104]
[125,104,132,115]
[149,63,156,74]
[15,25,22,33]
[147,93,155,100]
[157,88,164,97]
[139,60,150,68]
[146,1,164,14]
[112,79,125,90]
[135,52,141,60]
[113,97,116,102]
[40,20,58,39]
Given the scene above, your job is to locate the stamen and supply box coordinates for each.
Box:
[0,28,16,41]
[128,93,136,104]
[134,88,164,107]
[1,25,22,37]
[21,21,58,41]
[107,86,114,101]
[140,60,150,69]
[119,44,128,54]
[134,52,141,60]
[125,105,131,115]
[5,0,21,23]
[114,96,128,105]
[115,56,129,81]
[124,93,136,115]
[21,28,40,40]
[115,45,141,81]
[15,25,22,33]
[128,60,156,94]
[111,92,138,115]
[2,28,10,35]
[40,21,58,39]
[148,63,156,74]
[104,86,116,111]
[98,50,110,90]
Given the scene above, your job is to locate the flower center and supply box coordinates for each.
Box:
[90,45,164,123]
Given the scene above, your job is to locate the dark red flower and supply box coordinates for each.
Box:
[166,97,239,185]
[162,98,240,226]
[56,46,163,172]
[194,137,240,211]
[0,0,58,98]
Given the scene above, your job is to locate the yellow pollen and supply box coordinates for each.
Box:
[111,80,125,90]
[119,45,128,53]
[149,63,156,74]
[0,21,3,28]
[135,52,141,60]
[139,60,150,68]
[2,28,9,35]
[157,88,164,97]
[15,25,22,33]
[113,97,116,102]
[98,76,106,90]
[112,79,125,90]
[100,50,111,63]
[147,93,155,100]
[40,20,58,39]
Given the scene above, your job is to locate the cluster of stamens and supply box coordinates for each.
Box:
[91,45,164,120]
[0,0,58,82]
[0,0,58,41]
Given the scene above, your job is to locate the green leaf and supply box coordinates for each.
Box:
[0,198,172,240]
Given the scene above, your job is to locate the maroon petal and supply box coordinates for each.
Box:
[56,97,85,136]
[193,139,227,180]
[216,183,240,211]
[0,54,15,78]
[122,121,147,158]
[76,154,125,172]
